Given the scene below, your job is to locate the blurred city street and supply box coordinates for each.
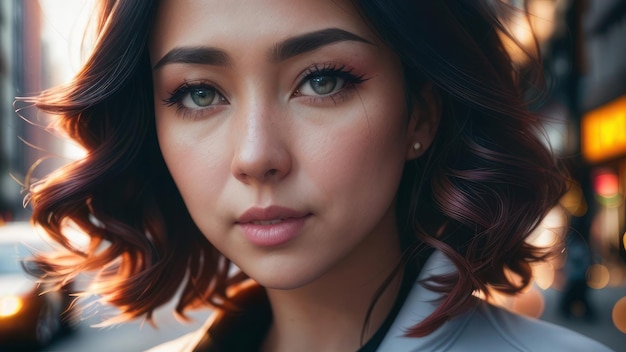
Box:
[42,299,210,352]
[542,286,626,351]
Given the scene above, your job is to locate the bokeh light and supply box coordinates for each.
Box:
[511,286,545,319]
[0,296,23,317]
[532,261,555,290]
[560,182,588,217]
[593,172,619,198]
[587,264,610,289]
[526,206,567,248]
[612,297,626,334]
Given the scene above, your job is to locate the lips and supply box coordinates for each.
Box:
[237,206,309,224]
[237,206,310,247]
[250,219,283,225]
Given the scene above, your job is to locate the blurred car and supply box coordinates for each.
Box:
[0,222,76,349]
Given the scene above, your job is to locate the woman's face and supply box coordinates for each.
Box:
[150,0,433,289]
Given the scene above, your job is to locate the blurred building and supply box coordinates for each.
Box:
[0,1,44,222]
[578,0,626,270]
[0,1,73,222]
[536,0,625,264]
[490,1,626,346]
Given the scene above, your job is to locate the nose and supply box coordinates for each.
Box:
[230,102,292,184]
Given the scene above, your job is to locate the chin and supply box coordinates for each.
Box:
[243,267,324,291]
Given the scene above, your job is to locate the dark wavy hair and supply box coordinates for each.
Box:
[19,0,567,336]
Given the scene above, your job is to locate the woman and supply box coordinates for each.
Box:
[22,0,611,351]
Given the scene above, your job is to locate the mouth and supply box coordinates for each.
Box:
[236,206,311,247]
[250,219,284,225]
[237,205,310,224]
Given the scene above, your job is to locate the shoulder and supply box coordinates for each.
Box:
[381,295,613,352]
[381,299,613,351]
[377,250,613,351]
[458,301,613,351]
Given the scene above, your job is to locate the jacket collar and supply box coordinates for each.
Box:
[377,250,474,351]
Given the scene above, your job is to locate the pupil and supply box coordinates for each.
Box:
[311,76,337,95]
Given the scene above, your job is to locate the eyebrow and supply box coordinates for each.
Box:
[152,27,373,70]
[272,27,372,62]
[152,47,231,70]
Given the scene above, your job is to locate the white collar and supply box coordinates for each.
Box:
[378,250,473,351]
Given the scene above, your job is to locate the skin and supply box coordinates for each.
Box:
[150,0,437,350]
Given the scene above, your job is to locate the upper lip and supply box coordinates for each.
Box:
[237,206,309,224]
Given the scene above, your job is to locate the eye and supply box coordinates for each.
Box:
[294,64,367,98]
[299,75,346,96]
[163,81,229,115]
[181,87,222,108]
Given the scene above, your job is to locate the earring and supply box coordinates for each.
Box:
[413,142,422,152]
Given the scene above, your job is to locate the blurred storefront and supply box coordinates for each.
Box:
[578,0,626,271]
[577,0,626,270]
[582,99,626,270]
[520,0,626,343]
[540,0,626,269]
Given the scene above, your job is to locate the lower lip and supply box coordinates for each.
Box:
[238,215,310,247]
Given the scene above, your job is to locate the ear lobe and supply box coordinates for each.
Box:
[405,83,441,160]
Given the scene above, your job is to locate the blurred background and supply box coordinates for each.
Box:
[0,0,625,351]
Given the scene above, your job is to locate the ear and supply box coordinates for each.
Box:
[405,82,441,160]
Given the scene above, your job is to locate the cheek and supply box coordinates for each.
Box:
[303,98,409,206]
[155,118,230,210]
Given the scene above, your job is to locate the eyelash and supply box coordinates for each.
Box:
[162,80,223,119]
[294,63,368,102]
[162,63,368,119]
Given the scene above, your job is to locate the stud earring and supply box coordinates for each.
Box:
[413,142,422,152]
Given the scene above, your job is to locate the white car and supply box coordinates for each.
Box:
[0,222,76,348]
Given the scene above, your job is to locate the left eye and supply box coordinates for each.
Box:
[298,75,346,96]
[181,88,223,108]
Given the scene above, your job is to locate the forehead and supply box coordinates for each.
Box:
[150,0,376,59]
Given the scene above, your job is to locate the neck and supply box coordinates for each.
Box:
[261,213,404,352]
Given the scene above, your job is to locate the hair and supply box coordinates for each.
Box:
[19,0,567,336]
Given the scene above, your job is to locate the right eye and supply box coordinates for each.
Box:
[298,75,346,96]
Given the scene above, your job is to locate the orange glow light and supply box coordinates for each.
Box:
[612,297,626,334]
[582,95,626,163]
[0,296,23,317]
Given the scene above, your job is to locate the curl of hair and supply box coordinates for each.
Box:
[19,0,567,336]
[358,0,567,336]
[20,0,240,322]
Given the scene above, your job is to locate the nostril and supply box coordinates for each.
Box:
[237,172,250,182]
[231,144,292,183]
